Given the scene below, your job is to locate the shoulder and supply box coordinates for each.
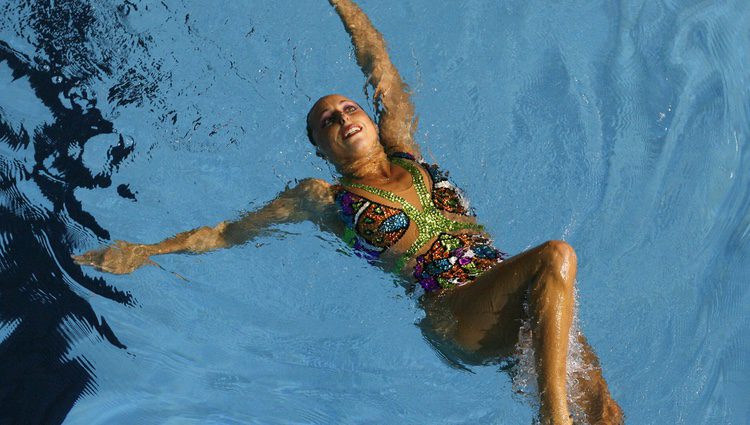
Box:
[296,177,331,192]
[389,151,444,178]
[280,178,332,204]
[286,178,334,207]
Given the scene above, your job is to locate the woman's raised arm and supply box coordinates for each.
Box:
[73,178,337,274]
[329,0,420,157]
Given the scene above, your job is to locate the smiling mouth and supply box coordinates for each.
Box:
[343,125,363,139]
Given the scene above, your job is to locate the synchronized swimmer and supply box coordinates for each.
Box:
[74,1,623,423]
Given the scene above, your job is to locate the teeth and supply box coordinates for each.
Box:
[345,126,362,137]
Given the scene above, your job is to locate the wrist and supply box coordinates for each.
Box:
[140,243,161,256]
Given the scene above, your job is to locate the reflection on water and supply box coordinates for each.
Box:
[1,0,749,424]
[0,1,153,421]
[0,43,131,423]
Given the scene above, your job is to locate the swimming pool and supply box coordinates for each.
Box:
[1,0,748,423]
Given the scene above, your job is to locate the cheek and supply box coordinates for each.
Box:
[355,114,374,131]
[316,131,338,153]
[323,127,339,144]
[365,117,378,132]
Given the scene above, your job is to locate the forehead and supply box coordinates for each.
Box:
[308,95,354,119]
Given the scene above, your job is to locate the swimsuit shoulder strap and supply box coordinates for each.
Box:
[341,157,429,215]
[389,156,432,210]
[340,155,483,272]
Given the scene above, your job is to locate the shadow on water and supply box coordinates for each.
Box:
[0,14,137,425]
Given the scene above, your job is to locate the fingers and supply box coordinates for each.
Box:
[92,263,117,274]
[71,242,140,274]
[72,251,115,273]
[74,251,180,278]
[87,258,133,275]
[71,252,96,266]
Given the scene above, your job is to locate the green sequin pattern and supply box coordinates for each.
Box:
[343,157,483,270]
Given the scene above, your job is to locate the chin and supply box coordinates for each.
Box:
[352,136,381,151]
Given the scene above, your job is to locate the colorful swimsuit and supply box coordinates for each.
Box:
[333,153,506,292]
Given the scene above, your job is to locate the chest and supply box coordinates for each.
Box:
[333,158,474,257]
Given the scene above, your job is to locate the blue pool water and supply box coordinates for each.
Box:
[1,0,748,423]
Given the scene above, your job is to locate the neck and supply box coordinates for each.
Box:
[337,147,391,182]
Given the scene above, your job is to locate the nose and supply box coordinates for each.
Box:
[334,110,351,125]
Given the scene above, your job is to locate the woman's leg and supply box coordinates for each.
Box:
[569,334,624,424]
[439,240,620,424]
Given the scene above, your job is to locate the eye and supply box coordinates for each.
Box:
[321,116,333,128]
[344,104,357,113]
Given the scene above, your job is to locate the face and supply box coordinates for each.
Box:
[307,94,380,167]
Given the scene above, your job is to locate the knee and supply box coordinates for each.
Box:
[540,240,577,285]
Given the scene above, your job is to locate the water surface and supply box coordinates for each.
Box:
[1,0,748,423]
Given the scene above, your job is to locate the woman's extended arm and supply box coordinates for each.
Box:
[330,0,420,157]
[73,178,337,274]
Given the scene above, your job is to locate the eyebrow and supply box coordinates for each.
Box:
[318,100,353,118]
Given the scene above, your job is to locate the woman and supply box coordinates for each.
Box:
[74,1,623,423]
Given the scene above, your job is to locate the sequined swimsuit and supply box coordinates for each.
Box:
[333,153,506,292]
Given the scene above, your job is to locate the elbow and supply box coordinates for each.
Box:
[211,221,231,249]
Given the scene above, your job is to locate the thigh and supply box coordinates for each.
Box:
[438,242,552,356]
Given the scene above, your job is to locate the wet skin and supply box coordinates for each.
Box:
[306,93,621,424]
[75,0,624,423]
[75,99,623,425]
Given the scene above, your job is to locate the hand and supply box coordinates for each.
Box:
[72,240,157,275]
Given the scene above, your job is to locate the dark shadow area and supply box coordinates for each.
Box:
[0,32,134,425]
